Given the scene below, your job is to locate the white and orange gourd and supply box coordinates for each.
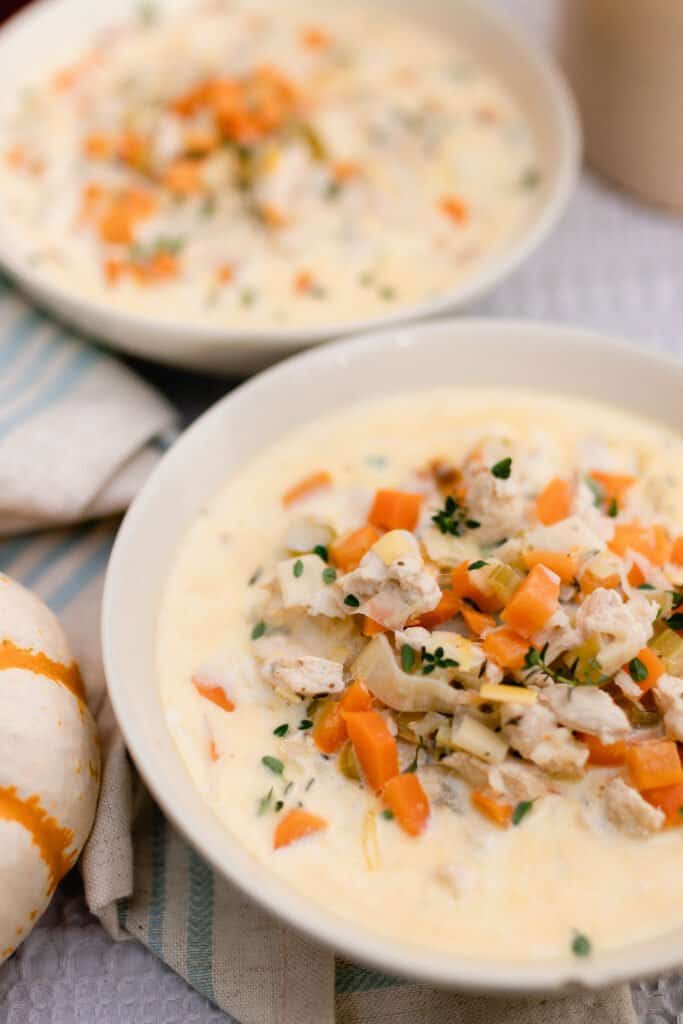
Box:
[0,574,100,963]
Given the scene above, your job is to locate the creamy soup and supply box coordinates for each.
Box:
[0,0,540,328]
[158,390,683,961]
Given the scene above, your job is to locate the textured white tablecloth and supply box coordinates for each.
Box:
[1,0,683,1021]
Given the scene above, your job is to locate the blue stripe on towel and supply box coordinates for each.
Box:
[0,344,101,440]
[0,310,42,372]
[45,530,115,613]
[21,523,94,590]
[0,326,67,403]
[186,847,216,1002]
[0,533,38,573]
[148,805,168,957]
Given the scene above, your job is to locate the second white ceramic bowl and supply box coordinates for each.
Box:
[0,0,579,373]
[103,318,683,993]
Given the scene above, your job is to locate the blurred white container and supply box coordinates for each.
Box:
[558,0,683,211]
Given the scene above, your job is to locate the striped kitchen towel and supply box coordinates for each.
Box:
[0,276,176,534]
[0,278,637,1024]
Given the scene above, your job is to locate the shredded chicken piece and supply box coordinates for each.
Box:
[341,550,440,629]
[575,587,656,675]
[541,684,630,744]
[501,703,588,774]
[462,465,526,546]
[441,750,490,789]
[442,751,549,803]
[604,777,664,837]
[531,606,580,665]
[525,515,605,555]
[654,674,683,742]
[264,655,344,698]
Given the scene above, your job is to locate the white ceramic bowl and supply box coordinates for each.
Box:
[0,0,579,374]
[104,318,683,993]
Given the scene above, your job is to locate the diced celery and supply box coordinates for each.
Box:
[337,741,360,780]
[450,714,508,764]
[651,628,683,676]
[486,563,523,605]
[564,635,601,685]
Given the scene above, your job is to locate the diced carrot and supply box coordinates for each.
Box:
[294,270,313,293]
[362,617,387,637]
[576,732,627,767]
[301,25,331,48]
[84,132,113,159]
[163,158,203,195]
[413,590,460,630]
[312,700,346,754]
[332,161,361,182]
[330,524,381,572]
[382,773,430,837]
[261,203,288,228]
[643,782,683,827]
[672,537,683,566]
[482,627,529,670]
[343,710,399,792]
[172,79,216,116]
[470,790,512,828]
[340,680,373,713]
[459,602,496,637]
[274,808,326,849]
[580,564,621,596]
[282,470,332,506]
[588,470,637,502]
[104,259,123,286]
[501,564,560,638]
[184,128,219,155]
[625,647,664,694]
[193,677,234,713]
[451,561,500,614]
[522,549,578,584]
[99,204,135,245]
[535,477,571,525]
[439,195,468,224]
[118,131,148,169]
[368,489,422,532]
[626,740,683,792]
[609,522,672,566]
[215,263,234,284]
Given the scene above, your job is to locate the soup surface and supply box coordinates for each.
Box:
[0,0,540,327]
[158,390,683,960]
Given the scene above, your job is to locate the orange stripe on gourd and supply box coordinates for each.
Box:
[0,640,85,703]
[0,786,74,894]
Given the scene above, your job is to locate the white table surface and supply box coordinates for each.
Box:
[2,1,683,1021]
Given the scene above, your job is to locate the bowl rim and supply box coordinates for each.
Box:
[103,317,683,993]
[0,0,580,350]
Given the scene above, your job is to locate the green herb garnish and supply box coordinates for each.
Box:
[299,719,314,731]
[293,559,304,578]
[401,644,415,673]
[344,594,360,608]
[667,612,683,631]
[322,567,337,584]
[274,800,284,812]
[262,755,284,775]
[521,168,541,189]
[251,620,266,640]
[404,743,421,773]
[512,800,533,826]
[273,723,289,737]
[607,497,619,518]
[379,285,396,301]
[586,477,603,507]
[381,809,394,820]
[240,288,257,307]
[421,646,458,675]
[491,457,512,480]
[313,544,329,562]
[468,560,487,571]
[431,495,478,536]
[571,932,592,958]
[628,657,648,683]
[638,583,656,590]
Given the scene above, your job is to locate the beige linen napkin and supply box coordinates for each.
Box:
[0,279,637,1023]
